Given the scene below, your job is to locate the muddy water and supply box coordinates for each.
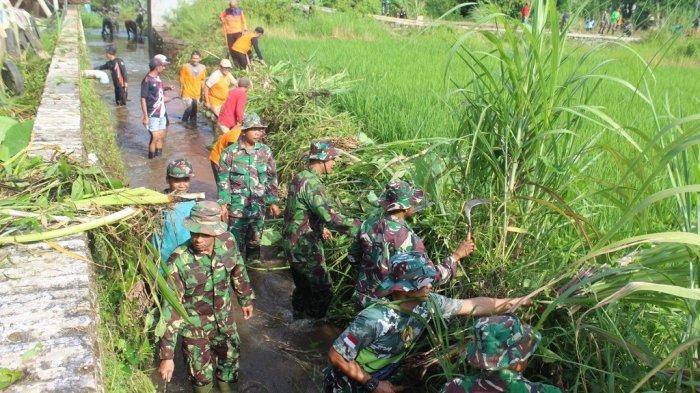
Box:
[85,29,338,392]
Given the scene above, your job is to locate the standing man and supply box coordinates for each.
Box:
[220,0,247,60]
[230,27,265,69]
[216,113,281,265]
[95,46,128,106]
[217,77,251,136]
[521,2,530,23]
[152,159,197,262]
[610,8,621,34]
[179,51,207,126]
[599,8,610,34]
[349,180,474,309]
[442,315,562,393]
[141,55,171,159]
[158,201,254,392]
[283,141,360,319]
[204,59,236,117]
[381,0,389,16]
[324,252,531,392]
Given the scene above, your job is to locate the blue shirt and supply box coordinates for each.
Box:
[153,200,196,262]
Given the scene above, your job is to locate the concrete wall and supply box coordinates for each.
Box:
[149,0,194,29]
[0,8,104,392]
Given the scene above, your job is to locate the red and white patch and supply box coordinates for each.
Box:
[343,333,359,349]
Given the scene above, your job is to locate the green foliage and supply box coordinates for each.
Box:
[0,117,32,161]
[80,10,103,28]
[0,368,23,390]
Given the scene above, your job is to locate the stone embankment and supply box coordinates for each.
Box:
[0,8,103,393]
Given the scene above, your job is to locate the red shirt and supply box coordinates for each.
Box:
[521,4,530,17]
[217,87,247,128]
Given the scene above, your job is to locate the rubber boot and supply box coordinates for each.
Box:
[216,379,238,393]
[155,148,163,157]
[192,382,213,393]
[148,151,155,159]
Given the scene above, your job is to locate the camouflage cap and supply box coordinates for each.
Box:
[379,180,424,212]
[306,140,340,162]
[166,158,194,178]
[374,252,436,297]
[241,112,267,131]
[183,201,227,236]
[467,314,541,371]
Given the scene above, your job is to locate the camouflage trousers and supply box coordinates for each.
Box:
[286,235,332,318]
[228,217,264,264]
[182,330,241,387]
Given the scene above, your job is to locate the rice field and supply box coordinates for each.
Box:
[165,0,700,391]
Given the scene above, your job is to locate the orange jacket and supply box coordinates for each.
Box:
[210,127,241,164]
[179,63,206,99]
[232,32,255,53]
[220,7,247,34]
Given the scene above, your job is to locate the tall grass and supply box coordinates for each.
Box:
[164,0,699,390]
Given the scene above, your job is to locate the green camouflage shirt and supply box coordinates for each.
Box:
[332,293,462,373]
[348,215,457,303]
[159,232,254,360]
[216,140,279,218]
[283,169,359,249]
[442,371,563,393]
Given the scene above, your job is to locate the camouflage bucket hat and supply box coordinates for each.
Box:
[166,158,194,178]
[183,201,227,236]
[241,112,267,131]
[375,252,436,297]
[306,140,340,162]
[379,180,424,212]
[467,314,541,371]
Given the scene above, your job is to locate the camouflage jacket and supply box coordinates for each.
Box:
[348,215,457,301]
[216,140,279,218]
[332,293,462,374]
[442,371,563,393]
[159,232,254,360]
[283,169,359,250]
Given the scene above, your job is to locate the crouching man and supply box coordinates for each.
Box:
[324,252,531,392]
[158,201,255,392]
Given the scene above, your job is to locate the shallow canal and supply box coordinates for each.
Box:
[85,29,337,392]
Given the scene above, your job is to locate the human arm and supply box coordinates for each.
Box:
[216,149,232,209]
[95,61,109,70]
[457,296,532,317]
[307,178,359,235]
[118,60,128,85]
[234,92,246,125]
[251,37,263,61]
[264,148,280,212]
[140,93,149,126]
[179,65,186,97]
[158,253,187,379]
[241,11,247,31]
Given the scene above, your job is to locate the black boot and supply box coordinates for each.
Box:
[148,151,155,159]
[155,148,163,157]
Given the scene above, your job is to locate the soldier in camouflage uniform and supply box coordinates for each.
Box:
[348,180,475,308]
[283,140,360,318]
[158,201,255,393]
[325,252,531,393]
[153,159,197,262]
[442,315,562,393]
[216,113,281,264]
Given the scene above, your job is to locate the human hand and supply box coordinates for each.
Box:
[507,296,533,313]
[159,359,175,382]
[375,381,403,393]
[268,204,281,217]
[142,115,149,127]
[322,228,333,241]
[220,204,229,223]
[452,236,475,260]
[242,305,254,320]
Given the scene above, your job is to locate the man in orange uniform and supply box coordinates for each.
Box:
[179,51,207,126]
[230,27,265,69]
[220,0,247,60]
[204,59,236,117]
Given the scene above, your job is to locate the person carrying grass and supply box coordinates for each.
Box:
[95,46,128,106]
[324,252,532,393]
[230,27,265,69]
[282,141,360,319]
[442,315,562,393]
[348,180,475,309]
[152,159,197,262]
[216,113,281,265]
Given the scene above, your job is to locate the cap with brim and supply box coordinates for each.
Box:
[220,58,233,68]
[154,54,170,64]
[379,180,424,212]
[374,252,436,297]
[241,112,267,131]
[467,314,541,371]
[306,140,340,162]
[167,158,194,178]
[183,201,227,236]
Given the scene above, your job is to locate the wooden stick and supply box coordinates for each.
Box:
[36,0,52,17]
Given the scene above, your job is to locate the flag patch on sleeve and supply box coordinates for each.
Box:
[343,333,359,349]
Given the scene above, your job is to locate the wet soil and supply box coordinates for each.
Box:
[85,29,338,393]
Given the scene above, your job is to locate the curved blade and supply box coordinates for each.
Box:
[463,198,490,230]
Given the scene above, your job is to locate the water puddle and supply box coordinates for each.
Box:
[85,29,337,392]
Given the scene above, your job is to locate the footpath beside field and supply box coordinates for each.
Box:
[0,8,103,393]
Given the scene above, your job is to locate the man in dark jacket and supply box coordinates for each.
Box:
[95,46,128,106]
